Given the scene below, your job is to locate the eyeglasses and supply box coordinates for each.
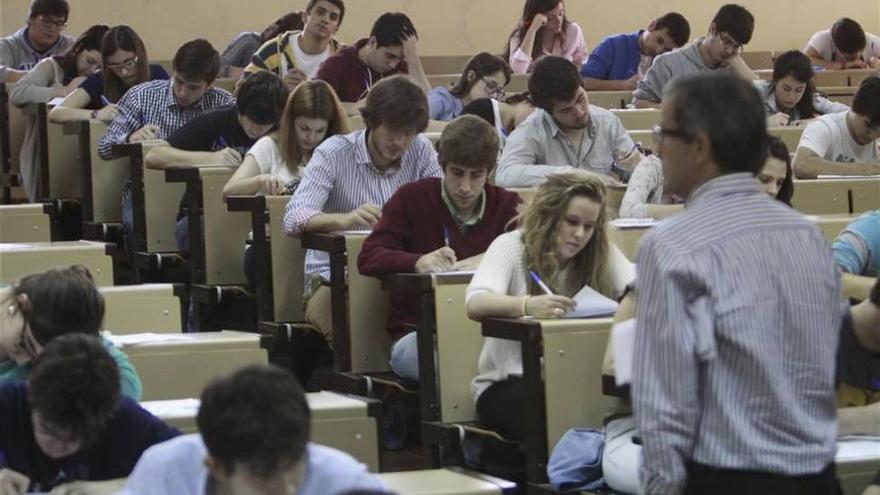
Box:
[652,125,692,147]
[716,33,743,52]
[106,56,139,71]
[37,15,68,30]
[481,77,506,98]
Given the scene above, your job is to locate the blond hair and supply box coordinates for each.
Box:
[276,80,349,176]
[516,171,615,297]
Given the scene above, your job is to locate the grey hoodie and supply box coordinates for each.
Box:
[632,37,730,104]
[0,26,74,82]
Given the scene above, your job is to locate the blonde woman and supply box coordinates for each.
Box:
[223,79,349,283]
[466,171,634,440]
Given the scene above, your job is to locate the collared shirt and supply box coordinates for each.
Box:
[751,79,849,121]
[632,173,842,495]
[283,130,442,289]
[495,107,633,187]
[440,178,485,231]
[581,31,643,81]
[97,79,234,160]
[120,435,385,495]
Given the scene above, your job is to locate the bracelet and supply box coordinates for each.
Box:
[521,295,530,317]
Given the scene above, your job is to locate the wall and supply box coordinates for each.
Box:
[2,0,879,60]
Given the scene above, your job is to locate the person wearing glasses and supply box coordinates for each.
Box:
[496,56,642,188]
[0,0,74,83]
[0,265,142,400]
[793,76,880,179]
[49,25,169,124]
[632,4,756,109]
[9,24,108,202]
[427,52,512,122]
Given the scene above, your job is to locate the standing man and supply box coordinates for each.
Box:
[0,0,74,83]
[632,72,842,494]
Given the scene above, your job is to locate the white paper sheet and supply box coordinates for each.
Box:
[563,285,619,318]
[611,218,658,229]
[835,437,880,462]
[611,319,636,386]
[141,398,200,419]
[105,332,192,348]
[816,175,880,179]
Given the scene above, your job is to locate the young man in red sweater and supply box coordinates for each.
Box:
[357,115,521,381]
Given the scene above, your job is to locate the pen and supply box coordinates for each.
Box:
[529,270,554,295]
[442,226,450,247]
[99,95,111,106]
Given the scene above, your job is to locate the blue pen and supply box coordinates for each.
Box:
[442,226,451,247]
[99,94,111,106]
[529,270,554,295]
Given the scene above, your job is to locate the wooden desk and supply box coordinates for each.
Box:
[22,102,80,201]
[587,90,629,110]
[378,467,517,494]
[610,108,660,131]
[100,284,184,334]
[0,203,53,242]
[792,178,880,215]
[0,240,112,285]
[481,317,614,484]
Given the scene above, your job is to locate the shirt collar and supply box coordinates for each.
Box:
[355,129,401,175]
[440,178,486,229]
[540,109,596,140]
[163,80,207,111]
[687,172,761,206]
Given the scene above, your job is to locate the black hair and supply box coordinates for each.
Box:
[771,50,819,120]
[449,52,512,98]
[461,98,497,127]
[527,56,582,111]
[712,4,755,45]
[766,135,794,205]
[831,17,867,55]
[369,12,417,48]
[235,71,289,125]
[666,73,768,175]
[54,24,108,80]
[9,265,104,346]
[306,0,346,26]
[198,364,310,477]
[28,333,121,447]
[29,0,69,20]
[172,38,220,85]
[360,75,428,133]
[654,12,691,47]
[852,76,880,127]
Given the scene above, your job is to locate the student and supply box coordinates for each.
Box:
[0,265,143,400]
[503,0,587,75]
[496,56,641,188]
[632,73,842,494]
[316,12,430,112]
[466,171,634,441]
[582,13,691,91]
[756,50,849,127]
[633,4,756,108]
[283,75,442,343]
[97,38,233,160]
[0,334,178,494]
[219,11,303,78]
[122,364,383,495]
[49,24,170,124]
[833,210,879,277]
[357,116,522,381]
[793,76,880,179]
[805,17,880,70]
[9,24,107,202]
[222,79,350,284]
[143,71,287,254]
[618,134,793,219]
[243,0,345,89]
[428,52,512,121]
[0,0,74,83]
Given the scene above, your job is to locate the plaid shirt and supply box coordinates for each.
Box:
[98,79,233,160]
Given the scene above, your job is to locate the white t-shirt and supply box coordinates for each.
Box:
[805,29,880,62]
[466,230,635,401]
[290,33,331,79]
[247,135,302,194]
[797,112,879,164]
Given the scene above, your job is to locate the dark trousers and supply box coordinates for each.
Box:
[684,462,842,495]
[476,378,526,441]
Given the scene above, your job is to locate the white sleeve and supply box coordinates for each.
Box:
[607,243,636,297]
[620,156,662,218]
[246,136,280,174]
[805,30,832,60]
[796,119,833,158]
[466,233,520,302]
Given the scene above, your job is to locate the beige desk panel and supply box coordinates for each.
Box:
[101,284,182,334]
[0,241,112,285]
[0,204,51,242]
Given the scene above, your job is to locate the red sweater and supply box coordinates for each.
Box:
[357,177,521,339]
[316,38,409,103]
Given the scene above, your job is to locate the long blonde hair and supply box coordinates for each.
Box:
[276,80,349,176]
[516,171,614,298]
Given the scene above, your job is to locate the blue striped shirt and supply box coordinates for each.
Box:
[283,130,442,289]
[632,173,842,494]
[98,79,233,160]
